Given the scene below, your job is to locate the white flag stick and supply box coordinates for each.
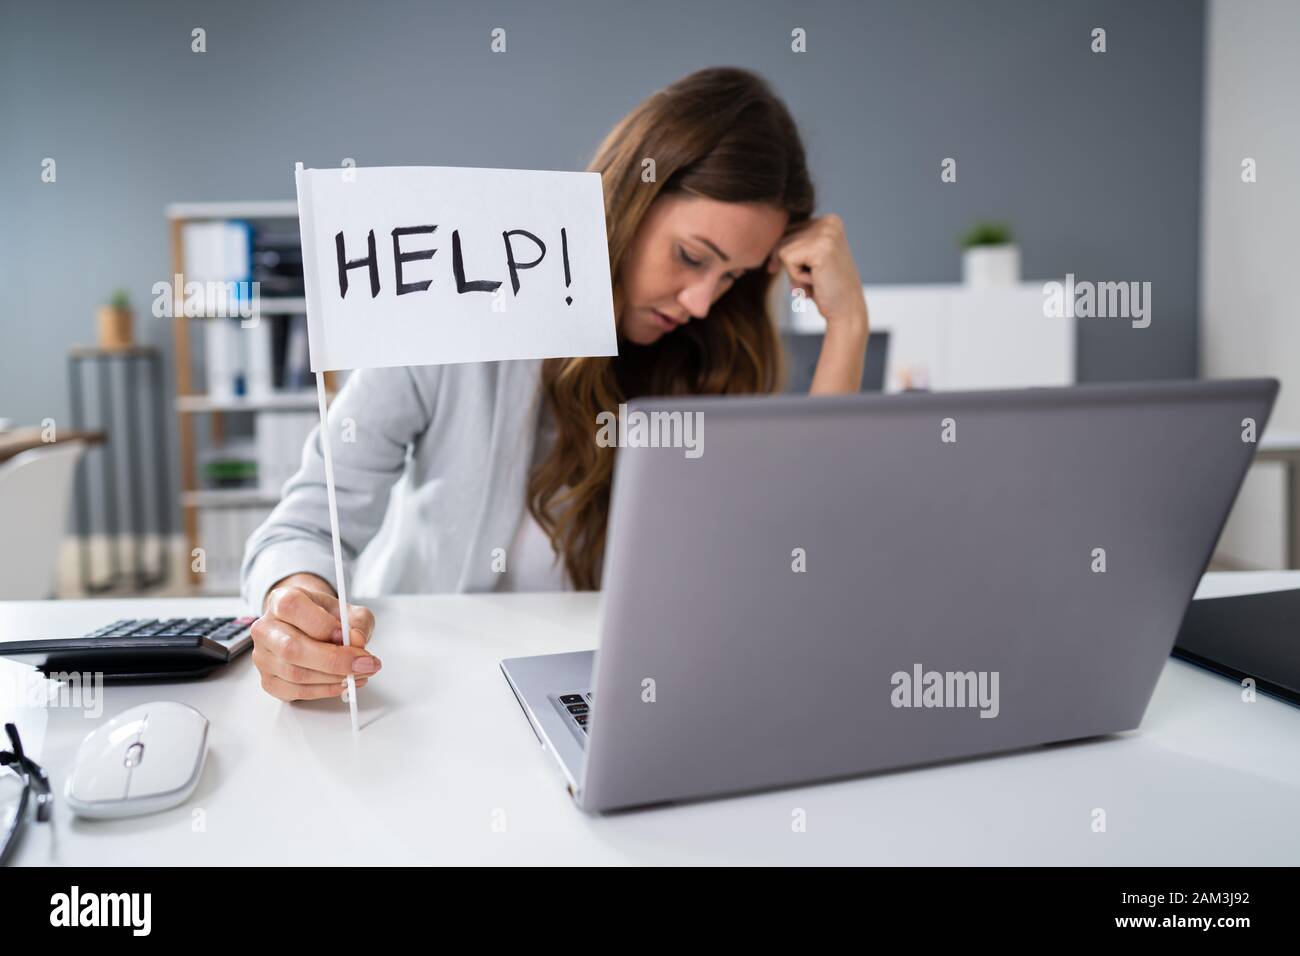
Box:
[314,372,360,733]
[297,160,359,733]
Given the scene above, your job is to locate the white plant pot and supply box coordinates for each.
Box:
[962,244,1020,288]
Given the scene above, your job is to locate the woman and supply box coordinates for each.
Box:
[241,66,870,701]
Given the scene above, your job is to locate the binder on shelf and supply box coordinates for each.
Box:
[246,320,275,397]
[284,315,311,390]
[203,318,241,400]
[182,220,254,313]
[197,504,276,595]
[256,410,316,497]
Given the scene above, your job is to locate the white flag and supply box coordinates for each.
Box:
[295,165,618,372]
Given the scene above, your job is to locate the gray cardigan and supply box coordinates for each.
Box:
[239,359,545,610]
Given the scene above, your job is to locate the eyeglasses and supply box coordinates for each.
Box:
[0,722,52,866]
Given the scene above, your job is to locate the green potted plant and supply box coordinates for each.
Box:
[960,221,1020,288]
[97,288,134,350]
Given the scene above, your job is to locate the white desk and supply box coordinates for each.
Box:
[4,572,1299,866]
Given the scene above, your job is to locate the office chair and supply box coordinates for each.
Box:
[0,441,86,599]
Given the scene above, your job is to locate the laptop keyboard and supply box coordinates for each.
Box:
[558,691,593,733]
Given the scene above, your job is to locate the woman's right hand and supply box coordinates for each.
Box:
[251,573,380,701]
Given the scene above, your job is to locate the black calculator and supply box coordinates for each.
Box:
[0,616,257,681]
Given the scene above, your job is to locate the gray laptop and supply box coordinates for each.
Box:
[502,378,1278,812]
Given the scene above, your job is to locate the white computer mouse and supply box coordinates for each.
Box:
[65,701,209,819]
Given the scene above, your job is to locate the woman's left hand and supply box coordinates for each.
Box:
[769,214,870,393]
[768,213,868,331]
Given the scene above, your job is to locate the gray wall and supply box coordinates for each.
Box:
[1,0,1205,531]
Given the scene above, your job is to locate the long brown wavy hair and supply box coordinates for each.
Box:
[526,67,816,589]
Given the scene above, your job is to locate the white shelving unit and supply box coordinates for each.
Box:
[181,489,284,509]
[791,281,1075,392]
[167,201,336,591]
[175,390,324,414]
[165,200,299,220]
